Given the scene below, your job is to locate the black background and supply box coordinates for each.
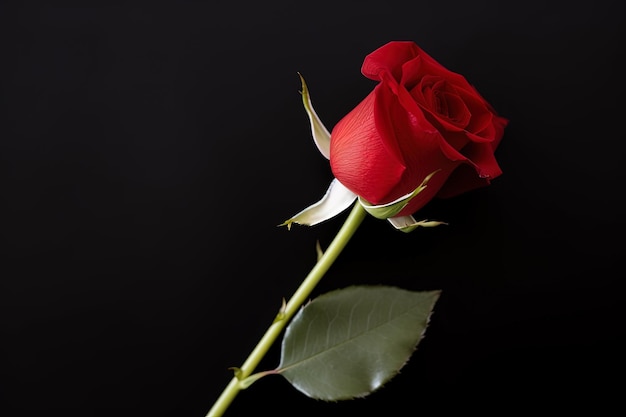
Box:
[1,1,624,416]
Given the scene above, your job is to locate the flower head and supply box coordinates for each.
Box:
[283,41,507,232]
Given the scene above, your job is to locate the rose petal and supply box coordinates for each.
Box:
[435,141,503,199]
[361,41,420,82]
[330,86,406,204]
[462,141,503,179]
[490,115,509,150]
[401,47,469,88]
[435,163,490,198]
[413,78,471,131]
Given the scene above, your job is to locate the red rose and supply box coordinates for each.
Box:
[283,41,508,231]
[330,41,508,217]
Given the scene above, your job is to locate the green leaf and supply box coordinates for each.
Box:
[277,285,441,401]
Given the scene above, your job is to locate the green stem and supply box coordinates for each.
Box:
[205,202,367,417]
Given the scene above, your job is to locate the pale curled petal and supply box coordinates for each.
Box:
[387,215,448,233]
[299,73,331,159]
[280,178,357,229]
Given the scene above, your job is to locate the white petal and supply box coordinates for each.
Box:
[281,178,357,229]
[387,216,448,233]
[299,73,331,160]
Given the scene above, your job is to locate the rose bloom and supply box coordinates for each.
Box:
[330,41,508,217]
[284,40,508,231]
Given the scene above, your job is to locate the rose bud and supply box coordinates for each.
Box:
[283,41,507,232]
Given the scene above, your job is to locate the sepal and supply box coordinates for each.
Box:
[280,178,357,229]
[387,215,447,233]
[358,169,440,220]
[299,73,331,159]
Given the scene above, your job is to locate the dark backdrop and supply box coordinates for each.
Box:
[1,1,624,416]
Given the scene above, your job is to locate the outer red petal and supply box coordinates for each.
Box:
[329,89,406,204]
[373,84,462,215]
[361,41,420,82]
[489,114,509,151]
[435,163,491,199]
[436,130,506,199]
